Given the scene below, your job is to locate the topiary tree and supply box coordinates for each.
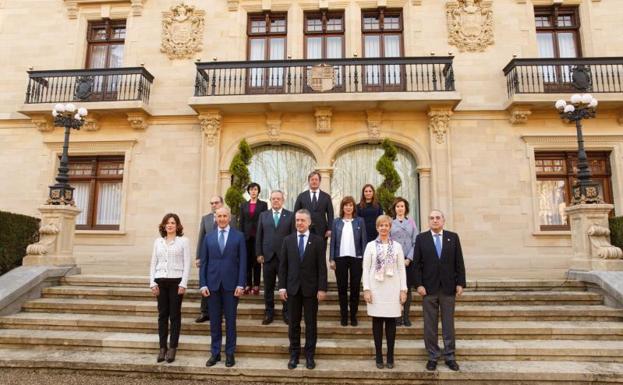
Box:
[225,139,253,217]
[376,138,401,214]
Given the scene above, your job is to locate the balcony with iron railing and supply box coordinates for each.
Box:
[20,67,155,128]
[503,57,623,110]
[189,56,460,113]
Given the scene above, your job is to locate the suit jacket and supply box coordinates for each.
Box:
[329,217,367,261]
[239,199,268,240]
[196,212,237,259]
[278,232,328,297]
[199,227,247,292]
[413,230,466,296]
[293,190,334,237]
[255,208,294,263]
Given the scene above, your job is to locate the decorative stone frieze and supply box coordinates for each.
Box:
[161,2,205,60]
[199,111,222,146]
[63,0,145,19]
[366,109,383,140]
[83,116,100,132]
[509,107,532,124]
[31,116,52,132]
[428,108,453,144]
[315,107,333,133]
[446,0,494,52]
[127,112,148,130]
[266,112,282,142]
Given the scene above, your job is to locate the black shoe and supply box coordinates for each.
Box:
[282,312,289,325]
[445,360,460,371]
[395,317,403,326]
[165,348,176,363]
[206,354,221,367]
[376,361,384,369]
[287,356,299,369]
[340,317,348,326]
[306,356,316,369]
[403,318,412,327]
[225,354,235,367]
[426,360,437,371]
[262,312,274,325]
[350,317,358,327]
[157,348,167,363]
[386,362,394,369]
[195,314,209,323]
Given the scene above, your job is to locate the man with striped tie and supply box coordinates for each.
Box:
[413,209,466,372]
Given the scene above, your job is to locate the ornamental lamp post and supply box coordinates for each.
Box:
[555,94,601,205]
[47,103,88,205]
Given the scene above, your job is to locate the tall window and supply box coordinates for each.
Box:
[86,19,126,100]
[68,156,125,230]
[362,8,403,91]
[536,151,612,230]
[304,11,344,60]
[247,12,287,92]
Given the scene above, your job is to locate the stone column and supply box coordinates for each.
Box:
[198,110,222,216]
[566,204,623,271]
[427,107,454,228]
[417,166,431,228]
[317,167,333,194]
[23,205,81,266]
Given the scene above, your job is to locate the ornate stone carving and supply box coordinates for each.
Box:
[32,116,52,132]
[161,3,205,60]
[199,111,222,146]
[366,109,383,140]
[64,1,78,19]
[446,0,494,52]
[83,116,99,132]
[63,1,146,19]
[428,108,453,144]
[509,107,532,124]
[227,0,239,11]
[127,112,148,130]
[25,223,59,256]
[266,112,281,142]
[314,107,333,133]
[130,0,145,16]
[587,225,623,259]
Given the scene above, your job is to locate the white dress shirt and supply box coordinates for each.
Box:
[199,225,243,292]
[279,230,310,293]
[339,219,357,257]
[149,236,191,288]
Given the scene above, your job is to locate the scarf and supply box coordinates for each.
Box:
[374,238,396,282]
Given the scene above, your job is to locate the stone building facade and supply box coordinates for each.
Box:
[0,0,621,278]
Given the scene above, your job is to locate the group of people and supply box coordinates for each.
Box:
[148,170,466,372]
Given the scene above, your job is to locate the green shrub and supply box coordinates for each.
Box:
[225,139,252,217]
[0,211,40,275]
[376,138,401,214]
[610,216,623,249]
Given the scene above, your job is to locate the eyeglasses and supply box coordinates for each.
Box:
[429,216,442,220]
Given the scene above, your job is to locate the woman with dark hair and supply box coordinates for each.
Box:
[356,184,383,244]
[329,196,367,326]
[390,197,418,327]
[149,213,191,363]
[239,182,268,295]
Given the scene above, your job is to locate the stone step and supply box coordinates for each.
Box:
[0,329,621,362]
[21,298,623,321]
[42,285,604,306]
[1,348,622,384]
[1,312,622,340]
[61,275,589,292]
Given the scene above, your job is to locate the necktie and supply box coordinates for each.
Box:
[298,234,305,261]
[219,230,225,253]
[273,211,280,227]
[434,233,442,259]
[312,191,318,208]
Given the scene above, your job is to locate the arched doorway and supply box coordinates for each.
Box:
[248,144,318,210]
[331,144,419,227]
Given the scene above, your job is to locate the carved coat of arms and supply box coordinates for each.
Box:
[161,3,205,60]
[307,64,335,92]
[446,0,494,52]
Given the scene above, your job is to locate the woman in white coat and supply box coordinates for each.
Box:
[362,215,407,369]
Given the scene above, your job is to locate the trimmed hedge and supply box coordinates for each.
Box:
[225,139,253,217]
[376,138,402,214]
[610,216,623,249]
[0,211,40,275]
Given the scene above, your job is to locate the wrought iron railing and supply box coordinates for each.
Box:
[194,57,455,96]
[25,67,154,104]
[503,57,623,97]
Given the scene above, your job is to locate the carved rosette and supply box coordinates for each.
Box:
[83,116,99,131]
[199,111,222,146]
[446,0,494,52]
[428,108,453,145]
[161,3,205,60]
[314,107,333,133]
[509,107,532,124]
[127,112,148,130]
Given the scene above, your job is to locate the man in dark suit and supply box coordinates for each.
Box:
[413,209,466,372]
[199,207,246,368]
[256,189,294,325]
[195,195,237,323]
[293,170,334,239]
[279,209,328,370]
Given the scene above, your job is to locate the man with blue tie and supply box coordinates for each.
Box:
[413,209,466,372]
[200,207,246,368]
[279,209,328,370]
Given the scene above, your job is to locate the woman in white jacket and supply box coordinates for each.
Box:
[362,215,407,369]
[149,213,191,363]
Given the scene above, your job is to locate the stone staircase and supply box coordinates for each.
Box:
[0,275,622,384]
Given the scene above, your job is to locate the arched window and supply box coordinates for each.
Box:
[248,145,317,210]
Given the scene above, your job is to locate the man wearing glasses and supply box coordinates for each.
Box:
[195,195,238,323]
[413,210,466,372]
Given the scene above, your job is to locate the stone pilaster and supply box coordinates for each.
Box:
[316,167,333,194]
[428,107,454,227]
[198,110,222,216]
[417,166,432,228]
